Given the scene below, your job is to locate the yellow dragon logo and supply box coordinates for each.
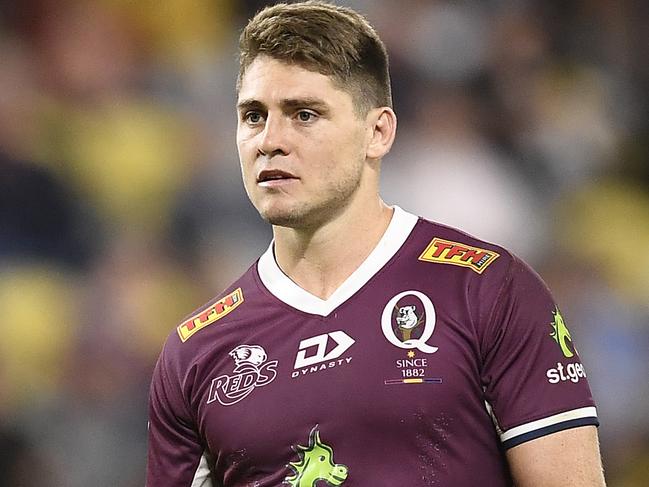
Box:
[284,426,348,487]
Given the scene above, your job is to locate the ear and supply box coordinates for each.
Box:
[366,107,397,160]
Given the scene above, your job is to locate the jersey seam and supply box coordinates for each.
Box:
[480,254,516,364]
[176,346,222,450]
[158,344,194,428]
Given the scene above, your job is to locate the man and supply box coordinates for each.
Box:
[147,2,606,485]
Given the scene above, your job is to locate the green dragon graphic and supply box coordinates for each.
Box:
[284,426,348,487]
[550,307,574,358]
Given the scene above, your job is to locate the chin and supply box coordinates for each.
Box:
[257,201,317,229]
[256,204,295,226]
[261,210,305,228]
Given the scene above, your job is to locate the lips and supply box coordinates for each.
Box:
[256,169,298,184]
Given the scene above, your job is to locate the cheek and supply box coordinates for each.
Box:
[236,145,257,194]
[236,139,255,169]
[326,130,366,169]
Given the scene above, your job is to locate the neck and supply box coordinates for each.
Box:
[273,199,393,300]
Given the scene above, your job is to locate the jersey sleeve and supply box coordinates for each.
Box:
[147,342,214,487]
[480,256,598,450]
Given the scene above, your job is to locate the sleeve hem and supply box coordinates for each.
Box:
[501,406,599,450]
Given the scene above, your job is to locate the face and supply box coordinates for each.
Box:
[236,56,373,229]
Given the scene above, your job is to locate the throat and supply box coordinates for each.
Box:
[283,258,354,301]
[272,204,394,300]
[306,276,348,301]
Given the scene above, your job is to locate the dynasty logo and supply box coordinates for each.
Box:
[292,331,354,378]
[207,344,278,406]
[418,238,499,274]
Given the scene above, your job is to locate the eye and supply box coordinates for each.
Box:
[296,110,316,122]
[319,455,326,462]
[244,111,263,124]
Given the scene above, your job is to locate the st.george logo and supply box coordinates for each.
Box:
[207,345,278,406]
[549,307,575,358]
[381,290,438,354]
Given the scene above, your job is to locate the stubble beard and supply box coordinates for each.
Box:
[256,166,364,230]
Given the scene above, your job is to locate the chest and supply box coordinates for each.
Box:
[189,284,498,485]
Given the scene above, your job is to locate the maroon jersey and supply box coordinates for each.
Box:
[147,207,598,486]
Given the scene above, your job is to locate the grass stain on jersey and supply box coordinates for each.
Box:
[550,307,574,358]
[284,426,348,487]
[414,411,452,484]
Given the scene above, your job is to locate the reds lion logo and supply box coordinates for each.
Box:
[229,344,268,367]
[207,344,278,406]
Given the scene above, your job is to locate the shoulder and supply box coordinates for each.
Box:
[408,214,517,278]
[402,214,547,330]
[157,262,263,369]
[175,286,246,344]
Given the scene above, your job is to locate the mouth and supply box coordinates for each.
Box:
[256,169,299,187]
[330,470,348,483]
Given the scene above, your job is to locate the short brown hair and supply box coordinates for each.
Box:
[237,1,392,115]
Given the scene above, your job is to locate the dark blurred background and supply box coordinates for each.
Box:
[0,0,647,485]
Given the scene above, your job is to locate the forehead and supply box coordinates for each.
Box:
[237,56,353,107]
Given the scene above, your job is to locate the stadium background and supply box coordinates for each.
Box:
[0,0,647,485]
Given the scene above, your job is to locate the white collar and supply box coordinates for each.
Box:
[257,206,418,316]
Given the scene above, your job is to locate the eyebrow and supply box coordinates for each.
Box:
[237,97,330,114]
[237,99,264,113]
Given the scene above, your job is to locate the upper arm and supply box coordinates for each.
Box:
[480,257,599,450]
[506,426,606,486]
[147,345,214,487]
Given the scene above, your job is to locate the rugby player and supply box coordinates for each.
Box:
[147,2,606,485]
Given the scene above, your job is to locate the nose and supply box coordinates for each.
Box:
[258,114,289,158]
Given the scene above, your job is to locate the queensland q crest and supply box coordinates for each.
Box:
[381,290,438,354]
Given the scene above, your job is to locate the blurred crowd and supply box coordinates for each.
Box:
[0,0,647,485]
